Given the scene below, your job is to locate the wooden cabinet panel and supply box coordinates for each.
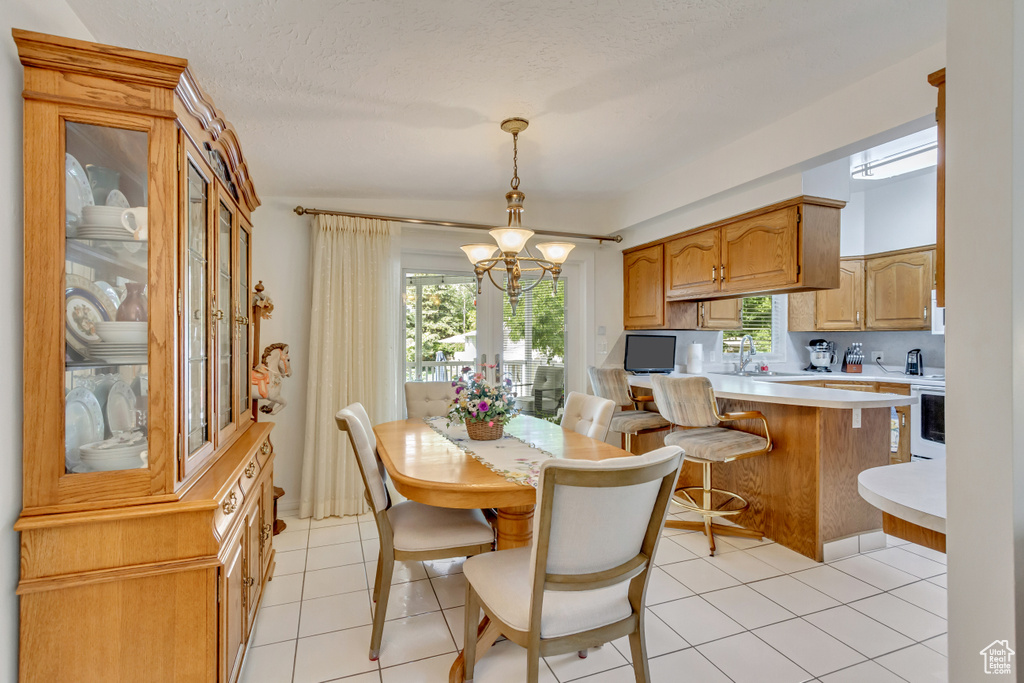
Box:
[877,383,912,396]
[700,298,743,330]
[261,477,275,578]
[223,531,246,683]
[815,260,864,330]
[822,382,877,392]
[665,230,720,298]
[930,69,946,307]
[624,244,665,329]
[244,501,262,631]
[892,406,912,464]
[865,250,934,330]
[721,206,799,294]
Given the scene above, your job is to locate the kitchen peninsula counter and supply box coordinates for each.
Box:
[626,372,914,561]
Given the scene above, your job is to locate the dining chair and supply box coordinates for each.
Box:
[515,365,565,417]
[335,402,495,660]
[404,380,457,419]
[587,367,670,453]
[559,391,615,441]
[651,375,773,556]
[462,445,685,683]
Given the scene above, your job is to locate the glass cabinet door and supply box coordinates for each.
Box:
[64,121,150,475]
[217,200,235,434]
[185,158,211,459]
[237,225,251,420]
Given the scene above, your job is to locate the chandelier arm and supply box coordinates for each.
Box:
[485,268,509,292]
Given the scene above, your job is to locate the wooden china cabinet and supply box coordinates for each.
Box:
[13,30,274,683]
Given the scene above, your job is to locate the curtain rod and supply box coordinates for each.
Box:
[293,206,623,243]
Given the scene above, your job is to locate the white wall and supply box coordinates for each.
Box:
[252,195,611,513]
[862,169,938,253]
[2,3,95,678]
[945,1,1022,679]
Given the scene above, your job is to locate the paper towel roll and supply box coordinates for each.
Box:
[686,343,703,374]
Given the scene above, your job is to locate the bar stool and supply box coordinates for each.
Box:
[587,367,670,453]
[651,375,772,556]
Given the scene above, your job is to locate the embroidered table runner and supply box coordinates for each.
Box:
[424,416,554,487]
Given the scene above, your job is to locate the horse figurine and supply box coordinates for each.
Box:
[251,343,291,414]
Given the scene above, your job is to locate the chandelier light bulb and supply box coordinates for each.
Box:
[460,243,498,263]
[535,242,575,264]
[489,227,534,255]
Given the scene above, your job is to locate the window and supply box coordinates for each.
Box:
[722,295,787,360]
[404,273,478,382]
[502,279,567,418]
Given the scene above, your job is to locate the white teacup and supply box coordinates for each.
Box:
[120,207,148,240]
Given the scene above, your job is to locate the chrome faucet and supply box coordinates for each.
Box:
[738,335,757,373]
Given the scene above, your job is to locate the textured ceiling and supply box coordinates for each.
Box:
[65,0,944,205]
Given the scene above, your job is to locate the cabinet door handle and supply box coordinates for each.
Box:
[924,307,928,321]
[245,461,257,479]
[243,577,255,588]
[260,441,271,455]
[901,414,906,427]
[856,311,860,323]
[720,264,726,283]
[699,302,705,327]
[711,266,716,283]
[222,492,238,515]
[214,309,224,321]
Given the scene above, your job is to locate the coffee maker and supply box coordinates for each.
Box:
[805,339,837,372]
[905,349,924,376]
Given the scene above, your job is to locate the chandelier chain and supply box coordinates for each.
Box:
[511,131,520,191]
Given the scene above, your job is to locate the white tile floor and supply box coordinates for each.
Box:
[240,511,948,683]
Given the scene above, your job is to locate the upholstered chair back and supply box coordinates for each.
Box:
[559,392,615,441]
[587,366,635,408]
[404,381,457,419]
[651,375,721,428]
[335,402,390,512]
[530,446,683,584]
[533,366,564,392]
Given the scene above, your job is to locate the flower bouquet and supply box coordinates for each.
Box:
[447,365,519,440]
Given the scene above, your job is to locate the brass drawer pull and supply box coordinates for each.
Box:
[222,492,238,515]
[260,441,271,455]
[242,577,255,587]
[245,461,257,478]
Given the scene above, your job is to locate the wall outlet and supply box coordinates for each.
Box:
[871,351,884,363]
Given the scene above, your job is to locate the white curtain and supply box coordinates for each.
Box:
[300,214,401,519]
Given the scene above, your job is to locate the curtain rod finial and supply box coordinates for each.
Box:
[294,206,306,216]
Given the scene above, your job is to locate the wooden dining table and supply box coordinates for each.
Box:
[373,415,634,683]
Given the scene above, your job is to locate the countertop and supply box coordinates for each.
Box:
[751,369,945,388]
[627,372,916,409]
[858,461,946,533]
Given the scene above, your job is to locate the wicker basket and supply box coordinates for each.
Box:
[465,419,504,441]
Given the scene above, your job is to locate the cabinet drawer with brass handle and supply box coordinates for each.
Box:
[214,484,245,536]
[257,438,273,466]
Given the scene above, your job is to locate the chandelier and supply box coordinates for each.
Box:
[460,118,575,315]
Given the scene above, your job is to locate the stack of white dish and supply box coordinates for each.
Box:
[79,432,147,471]
[77,205,135,240]
[88,321,147,363]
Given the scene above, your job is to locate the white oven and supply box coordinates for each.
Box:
[910,384,945,460]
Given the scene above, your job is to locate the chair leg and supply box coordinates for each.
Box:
[526,644,541,683]
[578,649,588,658]
[369,557,394,660]
[629,627,651,683]
[624,432,633,454]
[372,550,384,603]
[463,584,479,682]
[702,463,716,557]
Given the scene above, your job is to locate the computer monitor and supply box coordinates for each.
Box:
[624,334,676,374]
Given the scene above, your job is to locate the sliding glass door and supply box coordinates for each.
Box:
[502,279,567,418]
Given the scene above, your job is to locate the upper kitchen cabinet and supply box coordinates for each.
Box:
[654,196,844,302]
[815,259,865,331]
[720,206,799,294]
[624,244,698,330]
[698,298,743,330]
[624,244,666,328]
[865,248,935,330]
[665,230,720,298]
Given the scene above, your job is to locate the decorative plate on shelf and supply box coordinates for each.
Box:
[65,273,117,360]
[65,386,104,471]
[106,380,138,435]
[105,190,130,208]
[65,154,94,236]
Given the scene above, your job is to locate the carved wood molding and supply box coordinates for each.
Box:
[176,68,261,211]
[13,28,187,88]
